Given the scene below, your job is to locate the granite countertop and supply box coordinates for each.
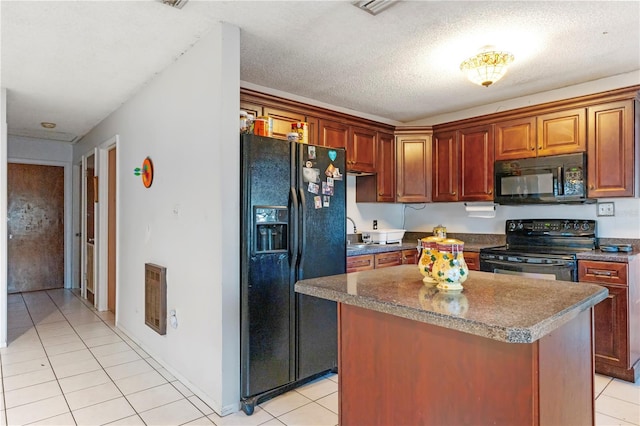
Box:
[577,250,638,262]
[295,265,608,344]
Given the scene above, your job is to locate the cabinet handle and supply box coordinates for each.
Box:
[591,269,613,277]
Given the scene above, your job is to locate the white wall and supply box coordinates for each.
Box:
[72,23,240,415]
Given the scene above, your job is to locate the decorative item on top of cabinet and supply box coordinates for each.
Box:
[578,259,639,382]
[432,125,494,202]
[587,100,637,198]
[348,126,377,173]
[396,132,432,203]
[262,107,306,140]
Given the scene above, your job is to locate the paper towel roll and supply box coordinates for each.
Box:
[464,202,496,218]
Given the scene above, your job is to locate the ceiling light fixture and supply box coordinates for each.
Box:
[460,50,514,87]
[161,0,188,9]
[354,0,398,16]
[40,122,56,129]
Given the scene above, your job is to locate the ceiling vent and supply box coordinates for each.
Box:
[161,0,188,9]
[354,0,398,15]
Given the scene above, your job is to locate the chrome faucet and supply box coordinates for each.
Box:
[346,216,357,234]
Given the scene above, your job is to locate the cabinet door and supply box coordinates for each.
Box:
[593,284,629,370]
[536,108,586,156]
[374,251,403,269]
[463,252,480,271]
[587,100,635,198]
[376,132,396,202]
[495,117,536,160]
[396,134,432,203]
[402,249,418,265]
[348,126,376,173]
[432,131,458,202]
[263,107,306,140]
[319,119,349,149]
[306,116,320,146]
[347,255,375,273]
[459,125,494,201]
[240,101,263,120]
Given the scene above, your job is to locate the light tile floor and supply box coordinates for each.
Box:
[1,289,638,425]
[1,289,338,426]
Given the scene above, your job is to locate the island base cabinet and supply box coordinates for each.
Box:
[338,304,594,426]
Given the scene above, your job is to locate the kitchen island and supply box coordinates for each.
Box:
[295,265,608,426]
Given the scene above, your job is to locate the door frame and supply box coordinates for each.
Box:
[81,151,96,302]
[7,158,73,290]
[96,135,118,312]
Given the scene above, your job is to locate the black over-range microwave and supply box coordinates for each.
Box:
[494,152,593,204]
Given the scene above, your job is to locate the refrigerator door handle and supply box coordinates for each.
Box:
[289,187,299,266]
[298,187,306,274]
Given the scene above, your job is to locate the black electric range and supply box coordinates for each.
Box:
[480,219,597,282]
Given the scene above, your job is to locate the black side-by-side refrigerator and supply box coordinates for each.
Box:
[240,134,345,415]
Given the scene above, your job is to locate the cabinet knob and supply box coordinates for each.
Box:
[538,146,542,150]
[589,184,594,190]
[451,191,456,196]
[487,189,493,195]
[530,146,535,151]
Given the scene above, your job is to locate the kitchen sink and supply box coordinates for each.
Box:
[347,244,370,250]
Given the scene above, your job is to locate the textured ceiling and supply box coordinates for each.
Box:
[2,0,639,143]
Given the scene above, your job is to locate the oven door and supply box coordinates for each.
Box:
[479,256,577,282]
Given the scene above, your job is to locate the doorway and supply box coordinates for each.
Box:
[7,163,64,293]
[85,154,96,304]
[107,147,117,314]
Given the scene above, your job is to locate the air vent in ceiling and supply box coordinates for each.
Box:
[161,0,188,9]
[354,0,398,15]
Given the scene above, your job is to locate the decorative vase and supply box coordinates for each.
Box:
[418,236,443,284]
[432,239,469,292]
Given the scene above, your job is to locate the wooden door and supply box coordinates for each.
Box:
[86,154,96,304]
[7,163,64,293]
[318,119,349,148]
[587,100,635,198]
[396,134,431,203]
[536,108,586,156]
[348,126,376,173]
[432,131,458,202]
[494,117,536,160]
[108,148,117,313]
[376,132,395,202]
[459,125,494,201]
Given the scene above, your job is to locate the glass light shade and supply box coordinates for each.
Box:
[460,51,515,87]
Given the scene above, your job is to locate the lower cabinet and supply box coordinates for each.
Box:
[347,249,417,273]
[463,252,480,271]
[578,259,639,382]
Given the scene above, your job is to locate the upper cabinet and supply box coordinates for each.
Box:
[318,119,349,149]
[396,133,432,203]
[495,109,586,160]
[587,100,636,198]
[376,132,396,202]
[536,108,586,156]
[348,126,377,173]
[432,125,494,202]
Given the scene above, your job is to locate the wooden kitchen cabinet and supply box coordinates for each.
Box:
[262,107,306,140]
[494,109,586,160]
[463,252,480,271]
[396,133,432,203]
[495,117,536,160]
[348,126,376,173]
[578,259,639,382]
[587,100,636,198]
[432,125,494,202]
[347,254,375,272]
[374,251,403,269]
[401,249,418,265]
[376,132,396,202]
[318,119,349,149]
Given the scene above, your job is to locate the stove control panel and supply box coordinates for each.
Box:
[506,219,596,236]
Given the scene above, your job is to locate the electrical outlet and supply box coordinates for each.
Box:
[597,202,615,216]
[373,220,378,230]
